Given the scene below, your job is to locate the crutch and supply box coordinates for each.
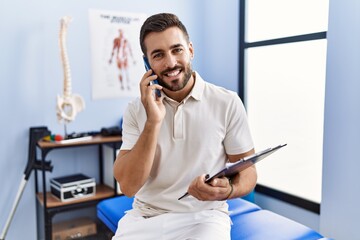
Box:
[0,127,52,240]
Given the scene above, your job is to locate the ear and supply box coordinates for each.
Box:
[189,42,194,60]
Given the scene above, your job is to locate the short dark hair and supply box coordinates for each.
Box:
[140,13,190,56]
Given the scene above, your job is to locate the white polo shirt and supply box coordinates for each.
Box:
[121,71,254,215]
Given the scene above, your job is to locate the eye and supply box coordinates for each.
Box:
[153,52,163,59]
[173,48,183,54]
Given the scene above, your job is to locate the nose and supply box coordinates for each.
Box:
[164,54,177,69]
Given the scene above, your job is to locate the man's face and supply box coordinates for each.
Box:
[144,27,194,92]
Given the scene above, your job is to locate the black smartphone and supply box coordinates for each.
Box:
[143,56,161,97]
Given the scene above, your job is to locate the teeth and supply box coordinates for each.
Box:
[166,70,180,77]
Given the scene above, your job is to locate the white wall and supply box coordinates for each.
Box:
[201,0,240,92]
[320,0,360,239]
[0,1,241,239]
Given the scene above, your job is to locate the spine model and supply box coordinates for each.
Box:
[56,16,85,123]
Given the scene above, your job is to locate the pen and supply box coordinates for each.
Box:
[178,192,189,200]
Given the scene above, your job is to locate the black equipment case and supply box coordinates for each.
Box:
[50,173,96,202]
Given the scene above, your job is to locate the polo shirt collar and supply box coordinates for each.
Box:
[189,71,205,101]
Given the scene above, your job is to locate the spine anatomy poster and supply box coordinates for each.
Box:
[89,9,147,99]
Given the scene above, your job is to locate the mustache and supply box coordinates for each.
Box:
[160,65,183,75]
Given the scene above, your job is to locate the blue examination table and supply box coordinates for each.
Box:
[97,195,328,239]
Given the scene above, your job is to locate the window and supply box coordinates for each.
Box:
[240,0,329,210]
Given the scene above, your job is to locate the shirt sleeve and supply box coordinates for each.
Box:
[120,101,141,151]
[223,93,254,155]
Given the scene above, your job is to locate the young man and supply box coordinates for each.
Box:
[113,13,256,239]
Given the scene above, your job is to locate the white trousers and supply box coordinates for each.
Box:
[112,209,231,240]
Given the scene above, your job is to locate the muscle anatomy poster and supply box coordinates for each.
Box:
[89,9,146,99]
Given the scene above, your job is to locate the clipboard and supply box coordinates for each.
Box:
[205,143,287,183]
[178,143,287,200]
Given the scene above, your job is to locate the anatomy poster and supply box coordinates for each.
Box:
[89,9,147,99]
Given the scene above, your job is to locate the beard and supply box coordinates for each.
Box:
[157,62,192,92]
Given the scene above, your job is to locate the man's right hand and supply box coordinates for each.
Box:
[140,70,166,125]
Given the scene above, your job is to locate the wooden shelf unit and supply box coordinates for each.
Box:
[34,133,122,240]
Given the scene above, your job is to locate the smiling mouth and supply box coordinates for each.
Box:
[164,69,182,78]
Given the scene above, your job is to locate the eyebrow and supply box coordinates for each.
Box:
[150,43,184,56]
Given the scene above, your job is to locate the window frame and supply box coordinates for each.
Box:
[238,0,327,214]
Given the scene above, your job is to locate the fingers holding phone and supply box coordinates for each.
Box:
[139,64,165,125]
[140,70,160,98]
[143,56,162,98]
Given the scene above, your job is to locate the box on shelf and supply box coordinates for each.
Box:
[50,173,96,202]
[52,217,97,240]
